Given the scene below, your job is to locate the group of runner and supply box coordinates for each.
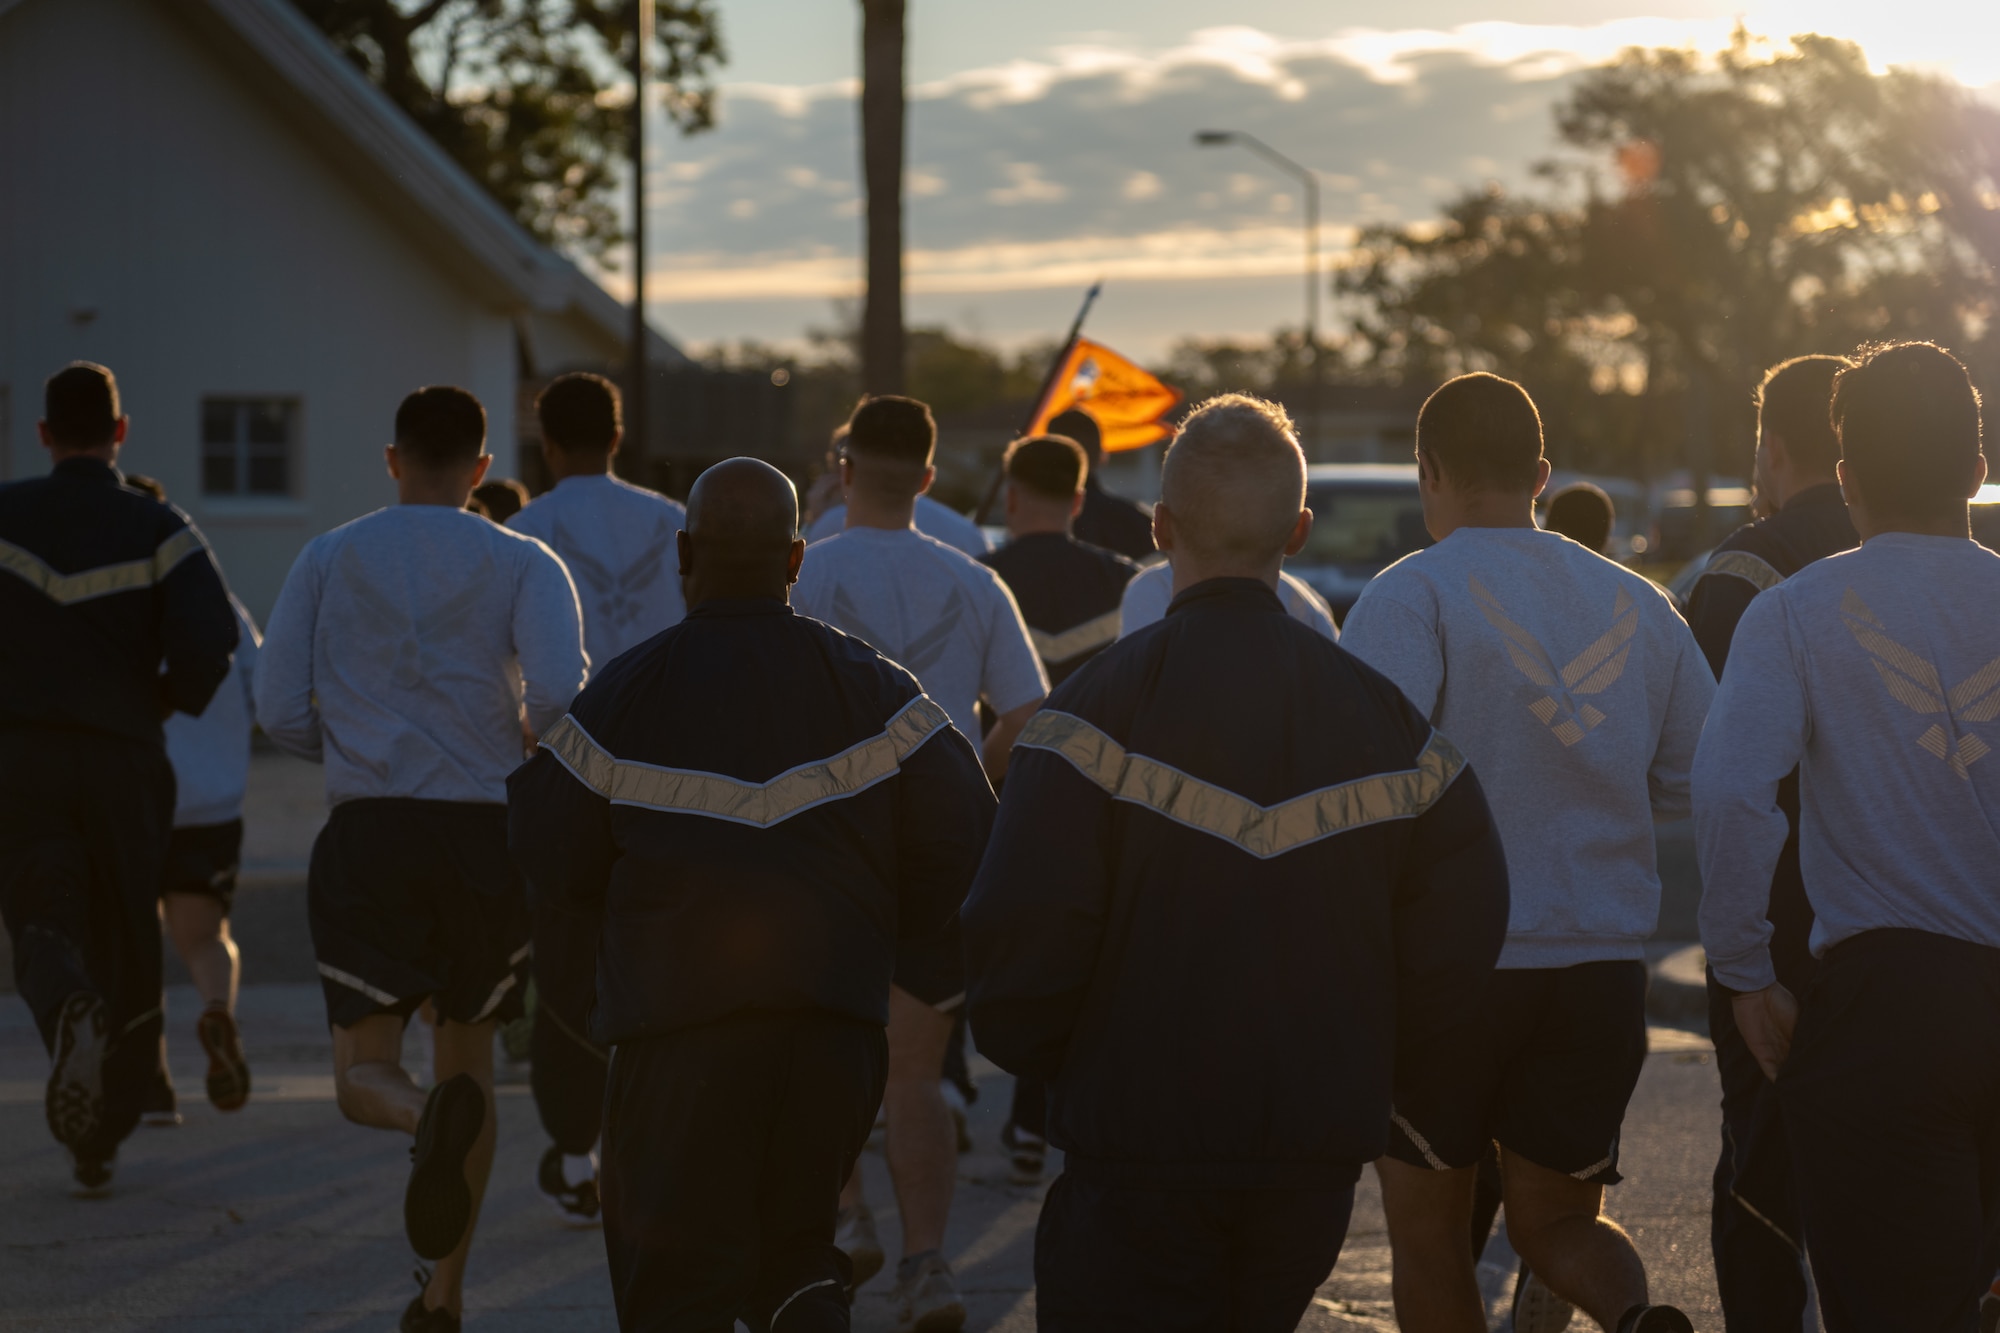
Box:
[2,341,1996,1333]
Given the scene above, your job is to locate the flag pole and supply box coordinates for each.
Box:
[975,281,1102,524]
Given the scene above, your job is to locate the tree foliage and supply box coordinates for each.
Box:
[295,0,724,261]
[1338,29,2000,478]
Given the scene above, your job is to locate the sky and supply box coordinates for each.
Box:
[631,0,2000,361]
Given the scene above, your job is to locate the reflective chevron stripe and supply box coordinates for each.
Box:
[540,696,951,828]
[0,527,206,605]
[1703,551,1783,593]
[1016,709,1465,860]
[1030,610,1122,666]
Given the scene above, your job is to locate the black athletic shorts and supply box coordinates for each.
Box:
[895,917,966,1012]
[160,819,243,913]
[1387,960,1648,1185]
[307,798,531,1030]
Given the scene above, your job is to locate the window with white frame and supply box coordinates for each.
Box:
[201,397,296,496]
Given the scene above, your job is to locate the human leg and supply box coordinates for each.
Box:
[415,1017,497,1318]
[1781,930,2000,1333]
[1501,1152,1646,1329]
[883,985,956,1257]
[529,897,607,1217]
[164,892,238,1009]
[1706,968,1809,1330]
[331,1012,424,1133]
[1375,1158,1485,1333]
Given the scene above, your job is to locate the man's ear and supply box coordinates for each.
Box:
[469,455,493,489]
[1070,489,1085,519]
[676,528,694,577]
[786,536,807,585]
[385,444,402,480]
[1969,453,1989,498]
[1284,508,1314,558]
[1532,456,1552,500]
[112,418,129,445]
[917,463,937,498]
[1153,501,1176,553]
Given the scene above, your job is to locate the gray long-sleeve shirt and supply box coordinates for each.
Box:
[256,504,588,806]
[1695,534,2000,992]
[1342,527,1714,968]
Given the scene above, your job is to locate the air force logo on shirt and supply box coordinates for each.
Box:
[555,520,673,635]
[1842,588,2000,779]
[1470,575,1637,748]
[830,584,966,676]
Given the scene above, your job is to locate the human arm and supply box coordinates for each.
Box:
[962,738,1110,1078]
[978,577,1051,781]
[1338,590,1445,717]
[506,738,618,918]
[157,521,239,718]
[893,720,997,942]
[1684,563,1765,680]
[252,545,324,761]
[514,543,590,737]
[980,698,1043,782]
[1693,592,1809,997]
[1648,626,1718,821]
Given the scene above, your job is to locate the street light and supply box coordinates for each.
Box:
[1195,130,1321,454]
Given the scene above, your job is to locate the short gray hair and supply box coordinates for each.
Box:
[1160,394,1306,563]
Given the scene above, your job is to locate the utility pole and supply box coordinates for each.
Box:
[628,0,653,461]
[1195,131,1321,456]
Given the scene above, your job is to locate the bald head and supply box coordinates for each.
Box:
[679,457,805,605]
[1158,394,1308,567]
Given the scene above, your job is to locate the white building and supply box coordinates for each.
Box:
[0,0,681,618]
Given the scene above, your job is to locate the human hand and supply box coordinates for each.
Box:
[1732,983,1800,1082]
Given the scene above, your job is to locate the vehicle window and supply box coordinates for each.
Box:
[1299,485,1430,569]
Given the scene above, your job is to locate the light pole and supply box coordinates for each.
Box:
[1195,130,1321,455]
[628,0,654,468]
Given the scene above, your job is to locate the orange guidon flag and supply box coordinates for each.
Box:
[1028,337,1181,453]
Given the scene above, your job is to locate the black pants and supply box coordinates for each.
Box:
[1011,1072,1048,1139]
[602,1011,887,1333]
[0,728,172,1159]
[1035,1172,1355,1332]
[1708,968,1810,1331]
[1780,929,2000,1333]
[531,898,607,1155]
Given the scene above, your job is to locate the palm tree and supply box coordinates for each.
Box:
[859,0,906,394]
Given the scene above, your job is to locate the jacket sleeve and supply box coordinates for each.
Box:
[1649,624,1718,821]
[893,721,997,940]
[1392,753,1510,1108]
[514,543,590,735]
[962,743,1108,1078]
[1684,567,1760,680]
[507,745,617,917]
[158,521,239,718]
[253,543,324,762]
[1694,592,1806,992]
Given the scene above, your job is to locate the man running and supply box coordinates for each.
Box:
[1682,354,1856,1331]
[1697,341,2000,1332]
[791,394,1045,1327]
[975,432,1140,1183]
[0,363,238,1190]
[257,386,587,1333]
[506,371,686,1222]
[1341,372,1712,1333]
[509,457,996,1333]
[1048,408,1156,561]
[966,393,1508,1329]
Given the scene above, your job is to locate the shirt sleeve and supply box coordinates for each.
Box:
[514,542,590,735]
[1116,566,1170,639]
[158,521,240,719]
[963,741,1112,1077]
[1694,591,1808,992]
[231,597,262,713]
[1339,590,1446,718]
[253,542,325,762]
[1649,622,1718,821]
[978,575,1049,714]
[1281,573,1340,642]
[1685,566,1762,680]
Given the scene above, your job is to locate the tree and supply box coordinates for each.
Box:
[295,0,724,262]
[1339,30,2000,484]
[858,0,906,394]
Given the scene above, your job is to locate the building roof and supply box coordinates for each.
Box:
[0,0,686,367]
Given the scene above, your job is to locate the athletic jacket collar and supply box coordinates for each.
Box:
[1165,576,1287,619]
[53,456,123,487]
[687,596,794,620]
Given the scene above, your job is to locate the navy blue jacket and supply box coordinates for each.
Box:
[0,457,237,743]
[1684,482,1857,993]
[964,578,1509,1188]
[980,532,1139,686]
[507,597,996,1043]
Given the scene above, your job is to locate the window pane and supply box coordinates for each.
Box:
[202,445,237,495]
[246,403,289,446]
[245,448,288,496]
[201,401,238,446]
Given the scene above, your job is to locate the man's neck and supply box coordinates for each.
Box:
[546,451,612,484]
[843,491,918,530]
[1169,556,1283,600]
[1858,508,1970,542]
[1430,492,1537,539]
[49,445,118,467]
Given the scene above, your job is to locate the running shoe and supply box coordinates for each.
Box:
[835,1202,886,1289]
[1000,1119,1045,1186]
[196,1008,251,1112]
[46,992,108,1150]
[69,1150,115,1195]
[894,1252,967,1332]
[1511,1262,1574,1333]
[1981,1274,2000,1333]
[1615,1304,1695,1333]
[141,1066,182,1127]
[404,1074,486,1261]
[940,1080,972,1154]
[400,1267,460,1333]
[537,1144,601,1224]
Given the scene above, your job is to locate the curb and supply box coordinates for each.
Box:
[1646,942,1708,1028]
